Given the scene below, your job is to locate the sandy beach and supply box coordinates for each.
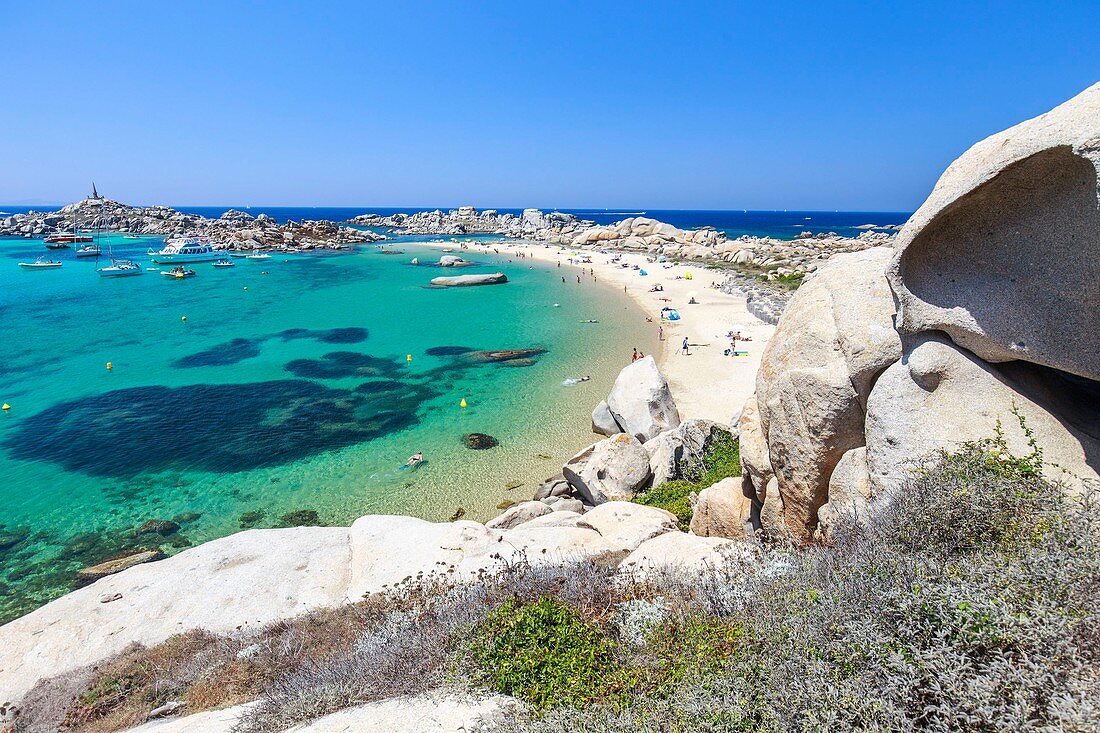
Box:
[418,239,775,427]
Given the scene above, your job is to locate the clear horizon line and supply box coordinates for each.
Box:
[0,201,916,215]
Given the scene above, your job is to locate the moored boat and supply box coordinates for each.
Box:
[148,237,221,263]
[19,257,63,269]
[74,244,101,258]
[213,259,235,268]
[245,252,272,261]
[97,259,143,277]
[44,234,93,246]
[162,266,197,279]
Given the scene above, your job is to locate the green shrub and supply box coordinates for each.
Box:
[635,481,696,529]
[467,596,620,710]
[635,432,741,529]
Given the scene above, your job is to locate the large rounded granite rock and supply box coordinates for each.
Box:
[606,355,681,442]
[429,272,507,287]
[689,476,757,539]
[865,335,1099,492]
[889,81,1100,382]
[754,247,900,540]
[562,433,653,504]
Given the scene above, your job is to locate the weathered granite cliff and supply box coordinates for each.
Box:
[719,82,1100,542]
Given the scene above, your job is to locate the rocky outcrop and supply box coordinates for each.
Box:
[645,419,733,487]
[865,336,1099,492]
[888,83,1100,383]
[0,194,383,250]
[576,502,678,551]
[485,501,552,529]
[605,356,681,442]
[689,477,756,539]
[0,501,743,701]
[815,446,872,539]
[350,207,586,238]
[74,549,167,588]
[429,272,508,287]
[751,247,900,540]
[736,84,1100,542]
[562,434,653,504]
[619,531,756,575]
[590,400,622,437]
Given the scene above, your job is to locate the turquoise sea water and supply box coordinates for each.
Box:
[0,234,654,622]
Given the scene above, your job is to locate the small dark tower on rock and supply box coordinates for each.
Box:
[91,182,102,200]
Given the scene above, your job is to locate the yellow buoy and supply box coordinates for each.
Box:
[106,361,113,371]
[406,354,413,363]
[2,403,9,411]
[459,398,468,409]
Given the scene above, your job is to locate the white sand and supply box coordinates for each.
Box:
[417,239,774,427]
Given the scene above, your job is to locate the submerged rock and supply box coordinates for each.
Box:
[75,549,166,588]
[135,519,180,537]
[463,433,499,450]
[461,348,547,365]
[276,510,323,528]
[0,526,30,552]
[238,510,265,529]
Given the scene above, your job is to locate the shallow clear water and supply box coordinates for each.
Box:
[0,234,654,622]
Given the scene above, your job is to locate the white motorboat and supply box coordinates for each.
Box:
[74,244,101,258]
[98,259,143,277]
[148,237,222,263]
[162,266,197,279]
[246,252,272,261]
[19,257,63,269]
[213,259,235,268]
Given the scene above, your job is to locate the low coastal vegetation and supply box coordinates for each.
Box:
[634,431,741,529]
[14,434,1099,732]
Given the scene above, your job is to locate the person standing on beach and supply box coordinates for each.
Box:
[631,348,639,363]
[682,337,690,355]
[658,325,664,341]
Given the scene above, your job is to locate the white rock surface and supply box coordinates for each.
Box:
[591,399,622,436]
[620,531,753,574]
[606,356,681,441]
[562,433,653,504]
[288,692,512,732]
[485,501,552,530]
[121,704,256,733]
[0,527,352,701]
[576,502,679,551]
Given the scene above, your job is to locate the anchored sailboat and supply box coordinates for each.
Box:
[91,189,142,278]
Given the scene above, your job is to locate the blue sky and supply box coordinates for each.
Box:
[2,1,1097,210]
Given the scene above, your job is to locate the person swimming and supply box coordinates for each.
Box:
[562,375,592,386]
[405,451,423,467]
